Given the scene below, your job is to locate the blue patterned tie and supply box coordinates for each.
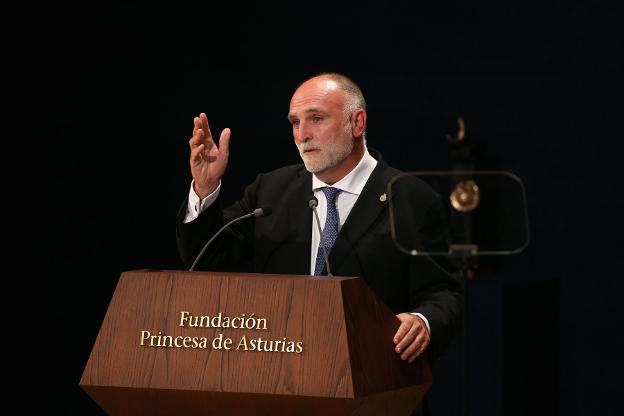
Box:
[314,187,341,275]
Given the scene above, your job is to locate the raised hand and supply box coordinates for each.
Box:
[188,113,231,198]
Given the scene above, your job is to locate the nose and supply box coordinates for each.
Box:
[294,120,312,144]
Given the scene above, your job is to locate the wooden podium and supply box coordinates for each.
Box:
[80,270,431,415]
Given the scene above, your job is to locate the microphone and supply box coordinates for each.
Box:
[308,195,333,276]
[189,207,272,271]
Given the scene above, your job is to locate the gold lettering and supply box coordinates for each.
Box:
[275,339,284,352]
[162,334,173,347]
[198,315,210,327]
[256,318,267,330]
[244,314,256,329]
[212,333,226,349]
[140,330,150,346]
[223,337,232,350]
[178,311,268,330]
[179,311,190,327]
[211,312,223,328]
[174,336,184,348]
[138,330,214,350]
[237,336,248,350]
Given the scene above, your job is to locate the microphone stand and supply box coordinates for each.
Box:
[308,196,332,276]
[189,208,269,271]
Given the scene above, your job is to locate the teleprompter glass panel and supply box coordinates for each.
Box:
[387,171,530,257]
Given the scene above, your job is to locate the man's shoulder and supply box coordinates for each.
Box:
[370,148,435,194]
[374,157,439,200]
[249,162,309,192]
[260,162,307,179]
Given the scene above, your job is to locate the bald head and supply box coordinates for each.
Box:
[296,73,366,117]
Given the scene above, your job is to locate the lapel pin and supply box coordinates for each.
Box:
[379,193,387,202]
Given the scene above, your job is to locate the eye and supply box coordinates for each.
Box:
[290,119,300,127]
[312,116,322,123]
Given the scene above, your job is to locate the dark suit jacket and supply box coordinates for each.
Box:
[177,151,463,360]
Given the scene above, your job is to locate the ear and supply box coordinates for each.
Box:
[351,109,367,139]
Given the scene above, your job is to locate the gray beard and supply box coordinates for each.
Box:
[298,129,355,174]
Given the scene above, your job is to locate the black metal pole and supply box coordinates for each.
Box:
[459,256,470,416]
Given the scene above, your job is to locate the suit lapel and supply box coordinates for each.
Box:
[329,159,396,273]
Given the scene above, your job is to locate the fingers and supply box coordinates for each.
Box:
[393,313,430,363]
[200,113,212,138]
[192,113,212,137]
[401,331,428,363]
[189,120,206,149]
[408,338,429,363]
[219,128,231,157]
[190,143,205,167]
[394,320,411,347]
[190,114,225,152]
[188,114,231,179]
[397,330,429,362]
[394,322,421,354]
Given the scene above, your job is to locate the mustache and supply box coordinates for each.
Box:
[297,142,321,154]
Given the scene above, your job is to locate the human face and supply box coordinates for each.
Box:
[295,118,354,174]
[288,78,357,177]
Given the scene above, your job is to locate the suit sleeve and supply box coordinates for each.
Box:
[408,195,464,361]
[176,173,265,271]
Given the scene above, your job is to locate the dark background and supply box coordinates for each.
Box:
[12,1,621,414]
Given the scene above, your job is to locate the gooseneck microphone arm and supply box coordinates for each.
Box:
[308,196,333,276]
[189,207,272,271]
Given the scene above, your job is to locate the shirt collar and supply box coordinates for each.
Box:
[312,147,378,196]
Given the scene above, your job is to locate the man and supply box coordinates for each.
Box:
[177,73,462,363]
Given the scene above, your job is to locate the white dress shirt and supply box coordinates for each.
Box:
[309,149,377,274]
